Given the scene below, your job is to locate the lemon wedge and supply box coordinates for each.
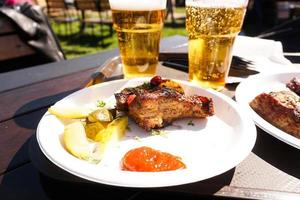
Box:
[85,121,105,140]
[63,121,91,160]
[48,103,93,119]
[87,108,113,122]
[94,116,128,143]
[94,116,128,157]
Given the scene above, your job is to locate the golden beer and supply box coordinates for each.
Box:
[111,9,165,78]
[186,6,246,90]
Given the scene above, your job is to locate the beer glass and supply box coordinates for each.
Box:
[109,0,167,78]
[186,0,248,90]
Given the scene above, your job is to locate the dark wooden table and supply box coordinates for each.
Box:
[1,36,300,200]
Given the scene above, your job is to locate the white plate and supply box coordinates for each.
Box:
[235,72,300,149]
[37,78,256,188]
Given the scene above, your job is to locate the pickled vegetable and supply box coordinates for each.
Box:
[94,116,128,158]
[85,122,105,140]
[94,116,128,143]
[87,108,113,122]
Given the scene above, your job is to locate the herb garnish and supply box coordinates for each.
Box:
[140,82,152,90]
[134,136,141,141]
[151,129,168,137]
[187,120,194,126]
[97,100,106,107]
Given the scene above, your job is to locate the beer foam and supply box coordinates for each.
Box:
[186,0,248,8]
[109,0,166,11]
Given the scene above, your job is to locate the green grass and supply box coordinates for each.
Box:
[51,20,187,59]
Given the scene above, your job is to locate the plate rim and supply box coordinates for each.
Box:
[235,71,300,149]
[37,78,257,187]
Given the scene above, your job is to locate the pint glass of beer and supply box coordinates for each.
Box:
[186,0,248,90]
[109,0,167,78]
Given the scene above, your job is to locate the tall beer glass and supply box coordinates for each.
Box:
[186,0,248,90]
[109,0,167,78]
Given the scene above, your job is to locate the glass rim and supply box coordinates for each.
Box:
[185,0,249,7]
[109,0,167,11]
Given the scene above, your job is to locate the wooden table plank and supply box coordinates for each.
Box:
[0,163,49,199]
[0,108,48,175]
[0,34,35,61]
[0,162,138,200]
[0,16,16,35]
[0,49,118,93]
[0,67,98,122]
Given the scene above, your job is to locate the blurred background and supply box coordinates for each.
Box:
[0,0,299,72]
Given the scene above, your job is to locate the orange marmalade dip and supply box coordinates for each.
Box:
[122,146,186,172]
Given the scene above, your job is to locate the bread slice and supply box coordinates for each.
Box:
[250,90,300,139]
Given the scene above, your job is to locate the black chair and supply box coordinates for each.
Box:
[45,0,79,35]
[166,0,175,24]
[75,0,113,36]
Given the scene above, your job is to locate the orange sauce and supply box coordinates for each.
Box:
[122,146,186,172]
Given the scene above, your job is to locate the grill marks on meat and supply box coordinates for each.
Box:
[115,88,135,111]
[129,88,214,130]
[115,86,214,131]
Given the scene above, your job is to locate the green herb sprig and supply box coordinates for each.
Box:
[97,100,106,107]
[150,129,168,137]
[187,120,194,126]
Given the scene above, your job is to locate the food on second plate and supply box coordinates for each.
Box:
[115,76,214,130]
[286,77,300,96]
[250,90,300,139]
[122,146,186,172]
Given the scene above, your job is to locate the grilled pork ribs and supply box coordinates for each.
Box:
[287,77,300,96]
[250,90,300,138]
[115,76,214,131]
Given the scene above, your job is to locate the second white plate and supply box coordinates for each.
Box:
[236,71,300,149]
